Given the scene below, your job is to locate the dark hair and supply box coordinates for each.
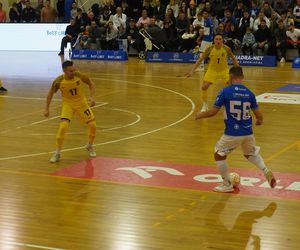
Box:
[214,33,223,38]
[229,66,244,78]
[62,60,73,69]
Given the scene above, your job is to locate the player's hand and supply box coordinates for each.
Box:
[256,119,263,125]
[88,97,96,107]
[44,109,49,118]
[195,112,205,120]
[185,71,193,78]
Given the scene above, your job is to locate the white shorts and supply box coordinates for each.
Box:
[200,40,213,53]
[215,134,260,157]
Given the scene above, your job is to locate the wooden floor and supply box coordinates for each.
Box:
[0,51,300,250]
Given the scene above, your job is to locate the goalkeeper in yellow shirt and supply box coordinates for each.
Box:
[187,34,239,112]
[44,60,97,163]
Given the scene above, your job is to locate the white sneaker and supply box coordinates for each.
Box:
[200,103,208,112]
[50,152,60,163]
[86,144,96,157]
[195,65,205,72]
[280,57,286,63]
[213,183,234,193]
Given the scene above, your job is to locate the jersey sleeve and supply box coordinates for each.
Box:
[202,45,213,58]
[75,71,89,83]
[214,89,225,108]
[223,45,235,58]
[50,75,63,92]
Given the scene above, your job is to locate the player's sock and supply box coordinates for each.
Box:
[247,154,268,172]
[87,120,96,145]
[216,160,230,185]
[56,120,69,149]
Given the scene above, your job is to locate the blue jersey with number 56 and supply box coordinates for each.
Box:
[214,84,258,136]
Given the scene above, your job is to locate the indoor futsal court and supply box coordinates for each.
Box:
[0,51,300,249]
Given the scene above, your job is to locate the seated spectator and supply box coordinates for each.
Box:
[0,2,6,22]
[253,11,270,32]
[21,0,36,23]
[179,24,197,52]
[293,0,300,28]
[112,7,127,36]
[233,0,246,24]
[274,0,288,16]
[73,26,90,49]
[192,12,204,29]
[105,20,119,50]
[239,9,254,39]
[249,0,260,19]
[9,2,21,23]
[58,18,78,55]
[242,27,255,55]
[187,0,197,22]
[87,20,103,49]
[75,8,89,32]
[165,7,176,29]
[161,20,178,51]
[124,18,139,51]
[70,2,77,20]
[261,1,273,19]
[136,9,150,28]
[274,19,288,62]
[143,0,154,17]
[41,0,57,23]
[252,19,272,55]
[222,9,237,34]
[286,21,300,56]
[176,11,190,36]
[225,23,241,52]
[153,0,166,21]
[166,0,179,18]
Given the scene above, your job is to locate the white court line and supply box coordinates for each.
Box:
[31,107,141,135]
[0,240,66,250]
[0,79,195,161]
[0,102,107,135]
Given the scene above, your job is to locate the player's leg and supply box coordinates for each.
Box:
[201,70,215,112]
[77,103,97,157]
[213,135,241,192]
[50,103,73,163]
[196,41,212,72]
[242,135,276,188]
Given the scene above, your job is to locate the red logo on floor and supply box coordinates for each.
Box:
[52,157,300,200]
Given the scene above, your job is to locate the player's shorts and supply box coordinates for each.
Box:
[215,134,260,157]
[203,69,229,85]
[60,101,95,123]
[200,40,213,53]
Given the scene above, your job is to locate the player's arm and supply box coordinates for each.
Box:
[225,45,239,66]
[79,73,96,107]
[186,47,209,77]
[195,106,220,120]
[44,82,58,118]
[252,108,263,125]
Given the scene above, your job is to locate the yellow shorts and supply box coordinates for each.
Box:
[203,69,229,85]
[61,101,95,123]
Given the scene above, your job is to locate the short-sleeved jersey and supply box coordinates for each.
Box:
[214,83,258,136]
[51,71,87,105]
[203,45,234,72]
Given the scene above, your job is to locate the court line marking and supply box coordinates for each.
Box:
[0,240,66,250]
[265,140,299,163]
[31,107,141,135]
[0,79,195,161]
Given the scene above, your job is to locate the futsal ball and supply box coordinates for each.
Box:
[229,172,240,187]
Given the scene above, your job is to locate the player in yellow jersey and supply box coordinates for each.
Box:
[186,34,239,112]
[44,60,97,163]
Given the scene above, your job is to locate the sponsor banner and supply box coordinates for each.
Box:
[71,49,128,61]
[228,55,277,66]
[146,52,277,66]
[276,84,300,92]
[52,157,300,200]
[0,23,68,51]
[256,93,300,104]
[146,52,199,63]
[292,57,300,68]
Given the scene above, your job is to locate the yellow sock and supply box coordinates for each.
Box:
[56,120,69,149]
[87,120,96,145]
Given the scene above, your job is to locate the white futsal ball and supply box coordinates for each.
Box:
[229,172,240,187]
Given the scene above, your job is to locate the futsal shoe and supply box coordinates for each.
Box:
[264,169,276,188]
[200,103,209,113]
[213,183,234,193]
[50,153,60,163]
[86,144,96,157]
[0,86,7,92]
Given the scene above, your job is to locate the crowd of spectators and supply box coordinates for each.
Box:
[0,0,300,60]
